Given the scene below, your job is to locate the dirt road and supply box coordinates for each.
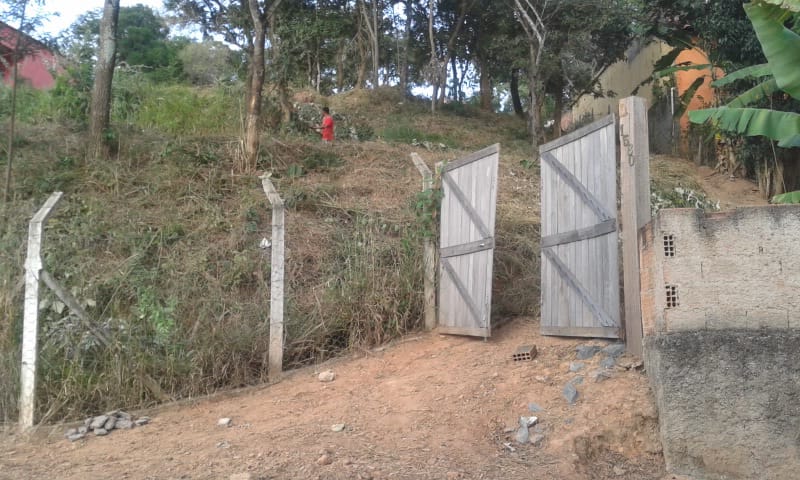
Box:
[1,319,666,480]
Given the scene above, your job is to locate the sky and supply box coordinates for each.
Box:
[29,0,166,37]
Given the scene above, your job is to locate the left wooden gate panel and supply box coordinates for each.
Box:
[438,144,500,338]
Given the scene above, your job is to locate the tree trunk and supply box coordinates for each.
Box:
[89,0,121,160]
[527,44,543,152]
[371,0,380,87]
[336,40,346,92]
[358,0,380,88]
[428,0,436,113]
[478,54,492,111]
[3,0,27,206]
[450,54,458,101]
[398,0,411,95]
[438,62,447,106]
[269,10,292,124]
[315,48,321,93]
[244,0,268,172]
[458,58,468,102]
[510,68,524,118]
[553,89,563,138]
[355,0,368,89]
[356,42,368,89]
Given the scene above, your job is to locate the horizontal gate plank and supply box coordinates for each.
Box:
[540,152,613,222]
[441,237,494,258]
[438,325,490,337]
[540,325,620,338]
[541,218,616,248]
[542,247,617,329]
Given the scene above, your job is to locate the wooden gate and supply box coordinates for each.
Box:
[539,116,620,337]
[438,144,499,338]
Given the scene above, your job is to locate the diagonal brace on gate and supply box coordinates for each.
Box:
[542,247,616,328]
[540,151,613,222]
[441,172,491,239]
[441,257,483,325]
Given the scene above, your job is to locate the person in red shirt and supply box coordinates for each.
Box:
[317,107,334,143]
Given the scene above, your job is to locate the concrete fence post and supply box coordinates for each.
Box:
[260,176,285,381]
[19,191,63,430]
[410,153,437,330]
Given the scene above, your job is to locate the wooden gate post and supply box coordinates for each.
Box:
[19,191,63,430]
[410,153,436,330]
[261,176,285,381]
[619,97,651,356]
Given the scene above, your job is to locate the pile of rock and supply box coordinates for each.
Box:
[64,410,150,442]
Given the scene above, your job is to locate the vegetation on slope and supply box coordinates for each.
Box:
[0,83,540,424]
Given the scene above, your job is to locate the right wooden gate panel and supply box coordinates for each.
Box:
[539,116,620,338]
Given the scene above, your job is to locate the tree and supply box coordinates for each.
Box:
[512,0,559,146]
[166,0,281,171]
[178,40,238,85]
[426,0,474,113]
[63,5,185,82]
[89,0,121,160]
[397,0,414,94]
[1,0,51,205]
[512,0,636,148]
[541,0,634,137]
[359,0,381,87]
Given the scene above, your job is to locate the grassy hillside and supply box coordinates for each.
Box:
[0,84,541,424]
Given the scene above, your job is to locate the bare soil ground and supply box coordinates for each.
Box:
[1,318,669,480]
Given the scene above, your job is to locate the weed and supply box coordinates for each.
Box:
[412,187,443,239]
[136,287,178,346]
[284,213,423,366]
[302,150,343,171]
[381,124,455,148]
[351,122,374,141]
[286,164,305,178]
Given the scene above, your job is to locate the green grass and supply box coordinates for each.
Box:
[380,124,456,148]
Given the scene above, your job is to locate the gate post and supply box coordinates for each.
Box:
[410,153,436,330]
[619,97,651,356]
[19,191,63,430]
[261,176,285,381]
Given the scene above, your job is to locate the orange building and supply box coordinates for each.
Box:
[566,39,720,154]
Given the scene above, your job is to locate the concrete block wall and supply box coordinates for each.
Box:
[639,205,800,480]
[639,206,800,334]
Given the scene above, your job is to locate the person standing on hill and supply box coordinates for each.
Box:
[317,107,335,143]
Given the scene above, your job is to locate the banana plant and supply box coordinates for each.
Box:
[689,0,800,202]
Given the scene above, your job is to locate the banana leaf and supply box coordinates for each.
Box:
[675,77,705,117]
[653,47,685,72]
[745,2,800,100]
[758,0,800,13]
[653,63,711,79]
[711,64,772,87]
[689,107,800,147]
[727,78,780,107]
[772,190,800,204]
